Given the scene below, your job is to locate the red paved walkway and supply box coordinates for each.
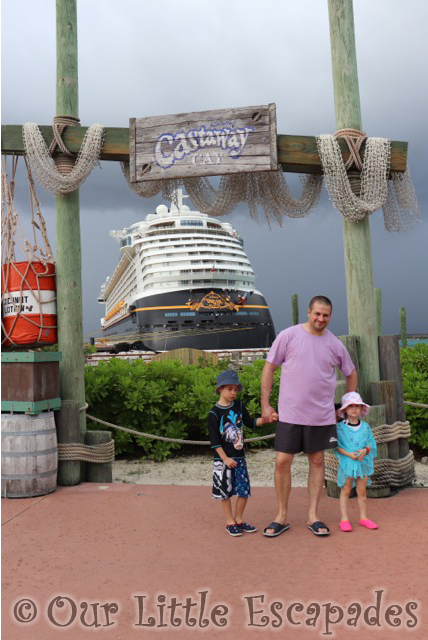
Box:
[2,485,427,639]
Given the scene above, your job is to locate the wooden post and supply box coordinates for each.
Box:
[291,294,299,325]
[85,431,113,483]
[400,306,408,347]
[56,400,80,485]
[378,336,406,422]
[328,0,380,402]
[375,288,382,336]
[378,335,409,458]
[366,404,391,498]
[337,335,360,384]
[54,0,85,485]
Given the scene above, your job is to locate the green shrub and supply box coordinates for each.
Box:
[85,358,279,461]
[401,344,428,451]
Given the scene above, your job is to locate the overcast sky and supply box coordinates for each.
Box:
[2,0,427,339]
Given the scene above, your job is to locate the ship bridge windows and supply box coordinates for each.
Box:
[180,220,204,226]
[120,236,132,247]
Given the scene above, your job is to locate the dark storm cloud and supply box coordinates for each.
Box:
[2,0,427,337]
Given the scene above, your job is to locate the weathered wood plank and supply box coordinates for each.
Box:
[133,104,277,181]
[135,105,271,129]
[378,335,406,422]
[1,125,408,173]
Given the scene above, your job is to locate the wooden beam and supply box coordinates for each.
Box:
[1,125,408,173]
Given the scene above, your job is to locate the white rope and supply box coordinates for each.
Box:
[22,122,105,194]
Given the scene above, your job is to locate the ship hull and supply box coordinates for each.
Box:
[101,289,275,351]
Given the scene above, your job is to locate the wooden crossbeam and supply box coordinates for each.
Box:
[1,125,408,173]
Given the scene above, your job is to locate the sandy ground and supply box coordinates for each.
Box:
[113,448,428,487]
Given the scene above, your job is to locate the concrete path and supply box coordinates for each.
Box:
[2,485,427,639]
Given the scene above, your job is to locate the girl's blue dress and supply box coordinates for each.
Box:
[334,420,377,488]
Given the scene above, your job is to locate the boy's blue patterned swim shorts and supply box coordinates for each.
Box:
[212,457,251,500]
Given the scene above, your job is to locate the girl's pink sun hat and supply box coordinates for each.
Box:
[338,391,370,419]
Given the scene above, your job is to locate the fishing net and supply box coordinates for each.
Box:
[1,156,57,346]
[121,163,323,226]
[122,127,420,232]
[22,117,104,195]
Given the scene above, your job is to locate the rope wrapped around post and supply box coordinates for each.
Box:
[57,440,115,463]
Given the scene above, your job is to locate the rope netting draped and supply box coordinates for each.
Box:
[22,117,104,194]
[19,117,420,232]
[1,156,57,346]
[122,162,323,227]
[122,131,420,231]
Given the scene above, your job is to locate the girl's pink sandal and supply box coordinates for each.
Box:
[339,520,352,532]
[359,518,378,529]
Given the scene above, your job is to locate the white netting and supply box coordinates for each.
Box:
[123,129,420,232]
[316,134,391,221]
[22,121,104,194]
[382,167,421,232]
[121,164,323,226]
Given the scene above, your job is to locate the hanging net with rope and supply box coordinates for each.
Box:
[122,128,420,232]
[22,116,104,195]
[316,129,421,231]
[1,156,57,347]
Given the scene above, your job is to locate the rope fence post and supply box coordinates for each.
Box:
[400,306,408,348]
[56,399,80,485]
[291,294,299,325]
[85,431,113,483]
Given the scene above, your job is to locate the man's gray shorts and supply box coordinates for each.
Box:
[274,421,337,454]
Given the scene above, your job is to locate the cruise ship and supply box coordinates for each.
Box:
[97,190,275,352]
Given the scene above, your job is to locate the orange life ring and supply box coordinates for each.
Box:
[1,261,57,347]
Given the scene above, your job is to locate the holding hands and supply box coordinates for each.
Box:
[261,406,279,424]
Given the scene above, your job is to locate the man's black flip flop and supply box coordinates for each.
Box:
[307,521,330,536]
[263,522,290,537]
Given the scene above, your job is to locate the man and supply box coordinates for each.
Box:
[261,296,357,537]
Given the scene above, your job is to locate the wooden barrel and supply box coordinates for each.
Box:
[1,412,57,498]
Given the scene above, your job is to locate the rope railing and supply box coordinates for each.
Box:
[404,401,428,409]
[86,413,275,445]
[80,397,427,449]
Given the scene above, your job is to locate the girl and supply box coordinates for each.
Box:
[335,392,378,532]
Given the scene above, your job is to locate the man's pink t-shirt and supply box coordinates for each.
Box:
[267,324,355,426]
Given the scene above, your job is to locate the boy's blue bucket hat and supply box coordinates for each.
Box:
[216,370,242,393]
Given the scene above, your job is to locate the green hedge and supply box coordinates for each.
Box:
[85,344,428,460]
[400,344,428,451]
[85,358,279,461]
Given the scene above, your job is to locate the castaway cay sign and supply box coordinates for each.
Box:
[129,104,278,182]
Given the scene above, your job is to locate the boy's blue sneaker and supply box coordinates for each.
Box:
[226,524,242,537]
[236,521,257,533]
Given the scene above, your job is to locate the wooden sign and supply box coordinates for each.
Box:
[129,104,278,182]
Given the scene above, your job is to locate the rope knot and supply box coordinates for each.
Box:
[49,115,81,175]
[334,128,367,171]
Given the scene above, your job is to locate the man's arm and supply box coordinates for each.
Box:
[261,361,278,422]
[345,368,358,393]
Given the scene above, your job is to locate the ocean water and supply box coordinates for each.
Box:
[399,339,428,347]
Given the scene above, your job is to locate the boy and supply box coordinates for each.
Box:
[208,370,278,536]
